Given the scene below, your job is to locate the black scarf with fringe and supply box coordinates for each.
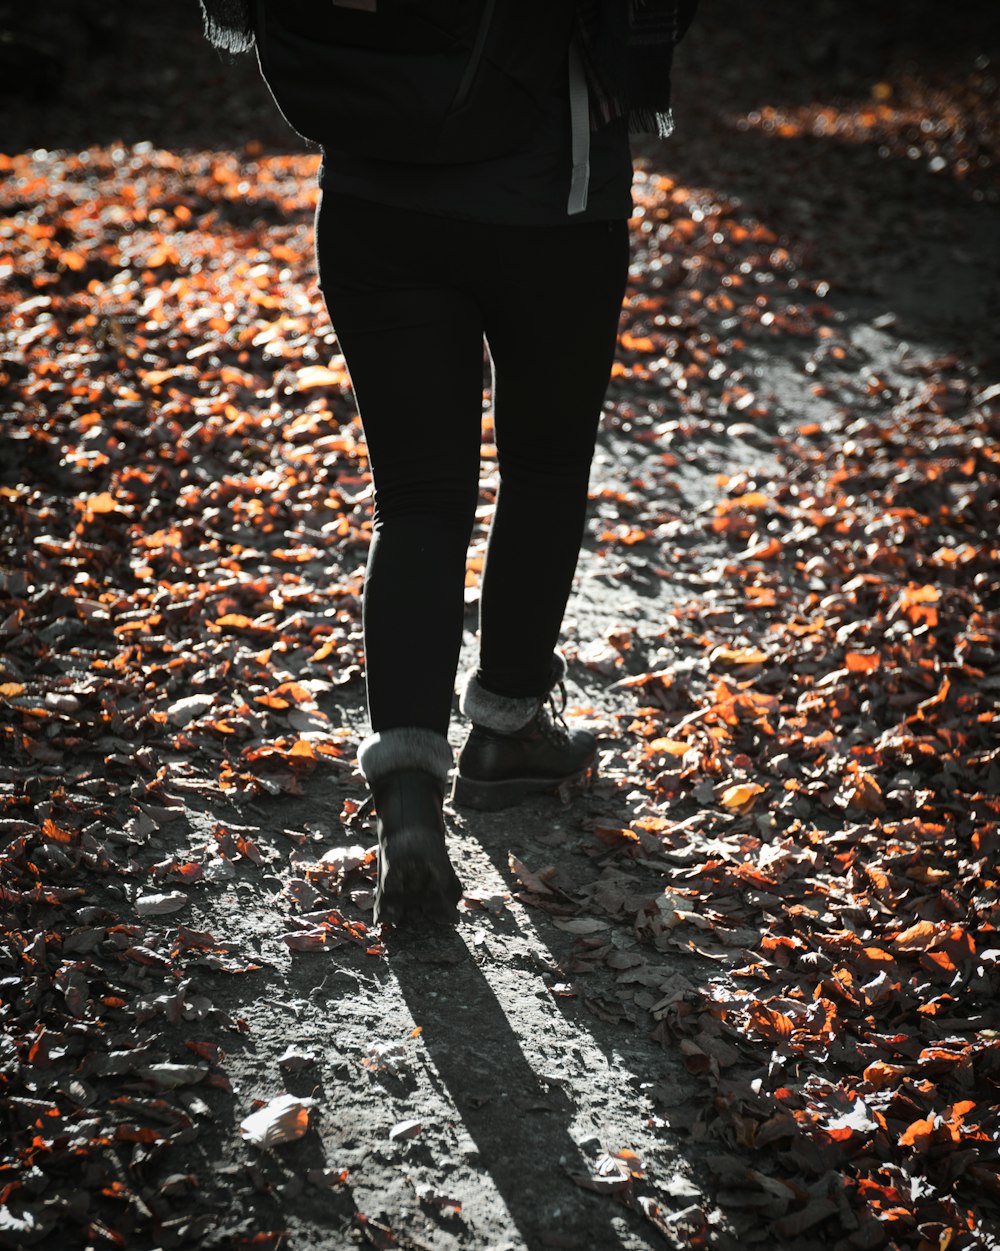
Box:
[198,0,697,138]
[575,0,698,138]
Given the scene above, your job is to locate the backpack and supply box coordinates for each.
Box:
[253,0,576,164]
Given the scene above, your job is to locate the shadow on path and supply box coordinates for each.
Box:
[390,929,638,1251]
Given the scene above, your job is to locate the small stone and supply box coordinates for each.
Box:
[388,1119,422,1141]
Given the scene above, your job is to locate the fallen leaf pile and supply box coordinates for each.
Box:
[0,147,366,803]
[729,63,999,203]
[0,146,372,1249]
[541,183,999,1247]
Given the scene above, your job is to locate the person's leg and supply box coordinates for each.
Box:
[314,189,487,922]
[314,191,485,737]
[475,218,631,697]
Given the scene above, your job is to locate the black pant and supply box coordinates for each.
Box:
[314,190,630,737]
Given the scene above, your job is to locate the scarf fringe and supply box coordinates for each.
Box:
[576,0,687,138]
[628,107,675,139]
[200,1,255,56]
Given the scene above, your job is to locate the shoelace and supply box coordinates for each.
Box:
[537,680,572,746]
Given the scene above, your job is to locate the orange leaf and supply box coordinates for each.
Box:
[310,639,337,662]
[898,1114,936,1149]
[943,1100,977,1133]
[145,245,177,267]
[611,1149,646,1178]
[723,491,770,512]
[845,651,881,673]
[645,737,690,756]
[743,537,782,560]
[314,742,346,758]
[593,825,640,846]
[912,676,951,717]
[900,583,940,605]
[894,920,937,951]
[719,782,766,811]
[620,332,655,353]
[272,548,321,563]
[905,865,950,884]
[274,682,313,703]
[42,819,75,844]
[710,646,768,665]
[141,368,181,387]
[79,491,119,514]
[747,1004,794,1039]
[863,1061,908,1089]
[849,773,885,813]
[896,583,940,627]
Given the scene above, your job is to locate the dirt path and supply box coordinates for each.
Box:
[1,4,998,1249]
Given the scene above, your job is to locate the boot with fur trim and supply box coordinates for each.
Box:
[452,653,597,811]
[357,728,463,926]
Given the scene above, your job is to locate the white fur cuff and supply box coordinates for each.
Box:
[357,727,453,784]
[459,652,567,733]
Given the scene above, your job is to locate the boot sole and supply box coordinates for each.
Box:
[450,763,595,812]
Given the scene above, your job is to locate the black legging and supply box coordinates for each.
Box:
[314,189,631,737]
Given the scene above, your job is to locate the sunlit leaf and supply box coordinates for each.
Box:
[239,1094,316,1147]
[719,782,766,811]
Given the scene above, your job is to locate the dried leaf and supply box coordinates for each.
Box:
[239,1094,316,1147]
[135,891,188,916]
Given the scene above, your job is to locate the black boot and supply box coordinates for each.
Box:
[452,653,597,812]
[357,728,463,926]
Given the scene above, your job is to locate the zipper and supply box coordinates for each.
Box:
[451,0,497,111]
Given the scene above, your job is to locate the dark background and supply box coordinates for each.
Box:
[0,1,997,155]
[2,0,998,362]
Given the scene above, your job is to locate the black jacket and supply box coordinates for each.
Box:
[200,0,696,225]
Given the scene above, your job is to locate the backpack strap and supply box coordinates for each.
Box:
[566,35,591,215]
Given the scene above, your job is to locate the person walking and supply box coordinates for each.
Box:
[199,0,697,927]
